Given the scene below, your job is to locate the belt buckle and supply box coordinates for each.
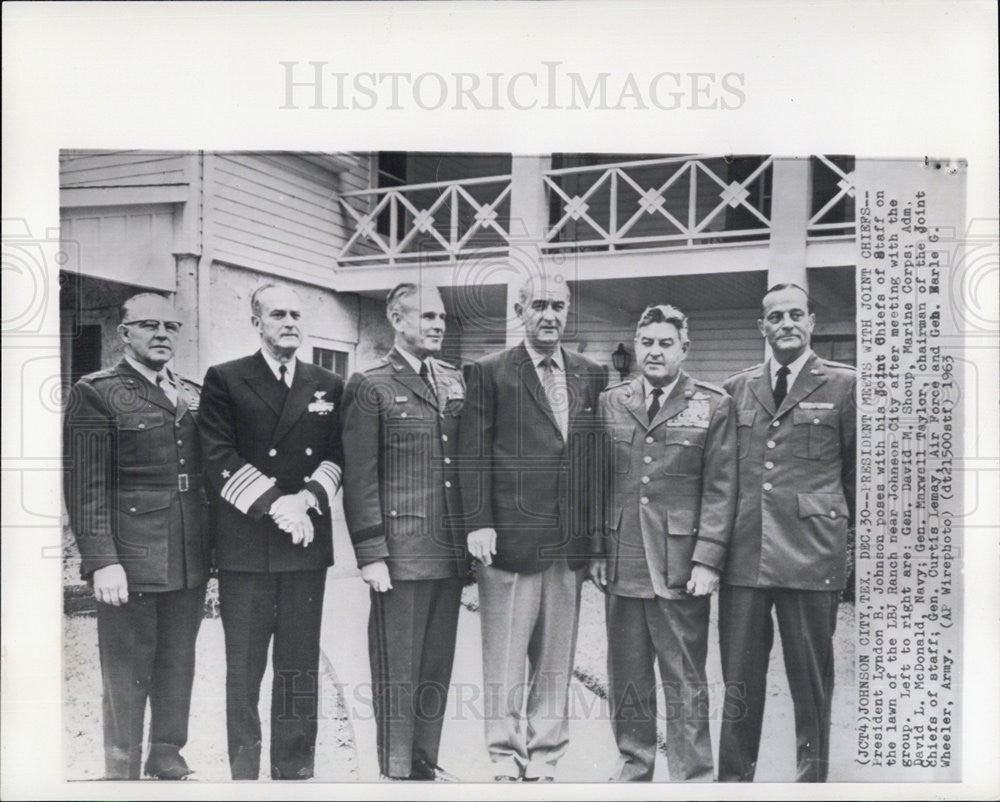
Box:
[178,473,189,492]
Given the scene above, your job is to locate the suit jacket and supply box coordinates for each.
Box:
[341,347,466,581]
[458,343,608,573]
[723,352,857,590]
[597,372,738,599]
[63,358,210,591]
[198,351,344,573]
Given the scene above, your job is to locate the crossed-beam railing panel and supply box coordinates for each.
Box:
[808,155,856,238]
[338,175,512,264]
[543,155,773,252]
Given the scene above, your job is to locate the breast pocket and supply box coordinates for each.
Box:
[792,407,840,460]
[117,411,170,466]
[736,408,757,461]
[613,425,635,474]
[661,427,706,475]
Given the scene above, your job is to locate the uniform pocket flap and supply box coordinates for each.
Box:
[613,425,635,443]
[797,492,849,519]
[792,407,838,428]
[666,505,697,535]
[605,504,624,531]
[118,412,167,431]
[663,428,706,447]
[118,489,172,514]
[737,408,757,427]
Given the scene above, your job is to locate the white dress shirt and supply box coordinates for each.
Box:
[768,348,812,393]
[261,349,297,387]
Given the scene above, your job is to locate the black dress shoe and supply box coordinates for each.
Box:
[524,775,554,782]
[493,774,520,781]
[410,759,460,782]
[143,745,193,780]
[380,773,410,781]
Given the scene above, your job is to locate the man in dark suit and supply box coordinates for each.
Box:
[458,275,607,781]
[342,283,465,782]
[718,283,856,782]
[63,292,210,780]
[198,283,344,780]
[590,304,737,782]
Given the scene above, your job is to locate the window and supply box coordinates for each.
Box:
[811,335,856,367]
[376,151,408,238]
[312,347,349,379]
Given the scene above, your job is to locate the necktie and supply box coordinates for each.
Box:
[419,360,439,405]
[540,357,568,438]
[773,365,790,409]
[156,372,178,406]
[647,387,664,423]
[277,364,289,395]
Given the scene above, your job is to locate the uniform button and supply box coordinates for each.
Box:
[683,439,691,446]
[138,423,146,429]
[829,510,837,518]
[645,436,654,444]
[390,510,398,517]
[177,440,183,446]
[305,447,313,455]
[640,496,649,505]
[441,434,448,442]
[444,481,452,488]
[763,482,772,491]
[764,461,774,469]
[129,506,137,513]
[643,455,652,464]
[825,579,831,584]
[444,457,451,464]
[813,418,821,425]
[304,476,310,483]
[772,419,780,428]
[268,448,277,456]
[766,440,776,449]
[179,458,186,466]
[401,412,408,418]
[641,476,650,484]
[175,421,181,428]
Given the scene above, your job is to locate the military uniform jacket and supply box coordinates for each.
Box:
[458,343,608,573]
[198,351,344,573]
[596,372,737,599]
[341,348,466,581]
[723,352,857,590]
[63,358,210,592]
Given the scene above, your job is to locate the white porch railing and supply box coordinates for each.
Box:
[808,155,856,238]
[338,175,512,264]
[543,155,773,252]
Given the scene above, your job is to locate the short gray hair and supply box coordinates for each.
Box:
[516,274,571,306]
[120,292,172,322]
[386,282,419,320]
[250,283,284,317]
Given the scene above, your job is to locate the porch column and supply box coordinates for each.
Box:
[505,155,551,346]
[767,157,811,289]
[172,252,201,379]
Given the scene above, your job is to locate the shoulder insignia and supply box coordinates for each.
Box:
[600,380,631,394]
[692,380,725,396]
[433,357,458,371]
[820,358,857,372]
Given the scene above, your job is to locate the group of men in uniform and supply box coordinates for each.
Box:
[64,276,855,783]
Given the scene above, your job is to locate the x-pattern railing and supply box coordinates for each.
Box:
[544,155,773,251]
[808,155,856,237]
[338,175,512,264]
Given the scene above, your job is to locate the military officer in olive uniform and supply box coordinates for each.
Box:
[198,283,344,780]
[718,283,857,783]
[342,283,465,781]
[590,304,737,782]
[63,292,210,780]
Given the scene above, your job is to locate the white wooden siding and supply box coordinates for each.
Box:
[59,151,189,187]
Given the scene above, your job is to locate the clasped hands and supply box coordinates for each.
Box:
[269,489,318,547]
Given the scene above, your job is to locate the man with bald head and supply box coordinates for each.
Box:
[198,283,345,780]
[458,275,607,781]
[64,292,210,779]
[342,283,466,781]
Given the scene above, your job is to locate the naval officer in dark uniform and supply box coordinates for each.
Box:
[63,292,210,780]
[197,283,344,780]
[342,283,466,781]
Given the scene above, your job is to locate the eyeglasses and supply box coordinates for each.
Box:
[122,319,183,334]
